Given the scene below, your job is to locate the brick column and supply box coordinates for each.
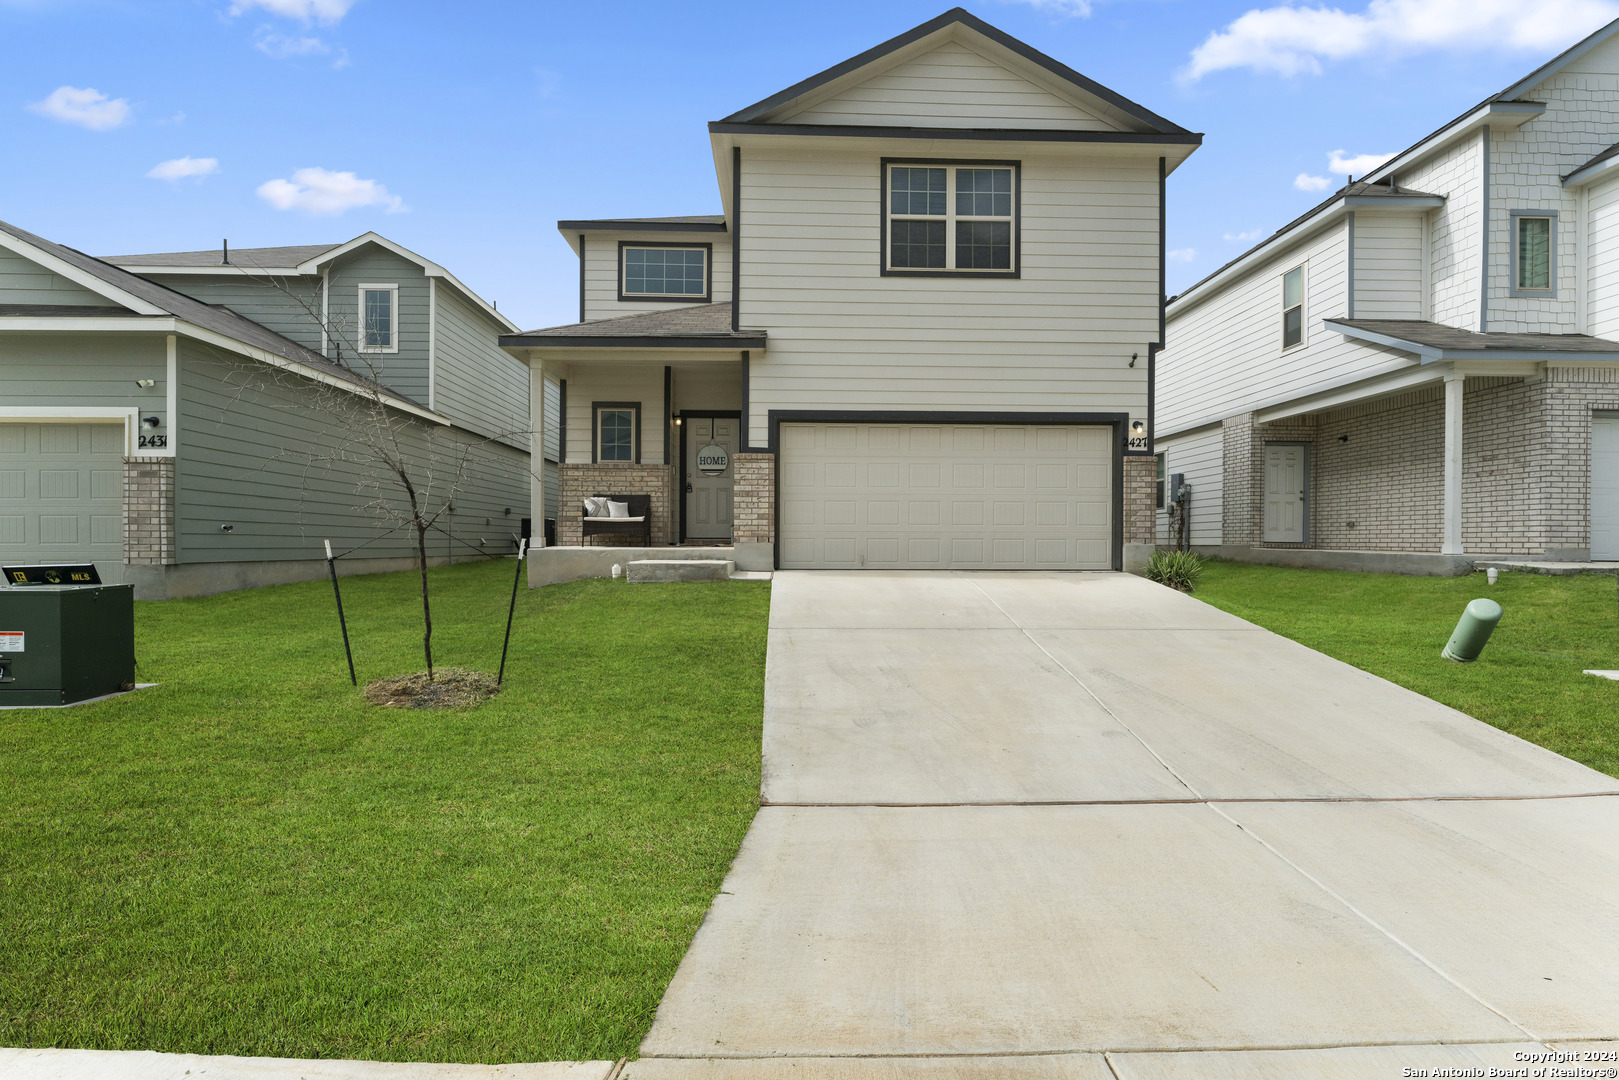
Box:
[557,463,675,546]
[1221,413,1258,546]
[732,453,775,545]
[1122,456,1156,544]
[124,456,175,565]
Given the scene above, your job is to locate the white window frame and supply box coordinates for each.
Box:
[1281,265,1305,351]
[1510,210,1558,297]
[358,283,399,354]
[882,161,1019,276]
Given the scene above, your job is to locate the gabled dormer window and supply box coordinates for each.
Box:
[360,284,398,353]
[619,242,711,302]
[883,160,1020,277]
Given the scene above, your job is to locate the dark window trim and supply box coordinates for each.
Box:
[617,241,713,303]
[1509,208,1559,297]
[591,400,641,464]
[879,158,1022,279]
[765,409,1127,572]
[1155,451,1166,510]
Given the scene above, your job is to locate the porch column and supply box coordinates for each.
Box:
[528,353,546,549]
[1442,372,1464,555]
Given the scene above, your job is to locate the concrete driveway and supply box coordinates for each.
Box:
[631,572,1619,1078]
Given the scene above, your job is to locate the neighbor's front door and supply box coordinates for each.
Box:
[685,417,737,540]
[1262,443,1307,543]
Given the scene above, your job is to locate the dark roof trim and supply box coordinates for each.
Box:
[1325,318,1619,361]
[500,334,767,350]
[720,8,1188,135]
[709,121,1202,145]
[556,219,728,233]
[0,303,134,317]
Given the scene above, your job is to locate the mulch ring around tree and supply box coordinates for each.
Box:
[364,668,500,709]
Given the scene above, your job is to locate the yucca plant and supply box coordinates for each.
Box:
[1145,549,1204,593]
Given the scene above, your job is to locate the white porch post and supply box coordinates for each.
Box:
[1442,372,1464,555]
[528,352,546,549]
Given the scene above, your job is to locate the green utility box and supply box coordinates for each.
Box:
[0,585,135,706]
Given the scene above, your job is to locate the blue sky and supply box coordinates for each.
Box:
[4,0,1617,329]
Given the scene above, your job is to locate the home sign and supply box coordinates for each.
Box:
[696,444,729,475]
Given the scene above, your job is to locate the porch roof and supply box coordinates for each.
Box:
[500,301,766,350]
[1327,318,1619,362]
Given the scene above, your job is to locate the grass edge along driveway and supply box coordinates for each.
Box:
[1191,559,1619,780]
[0,561,769,1063]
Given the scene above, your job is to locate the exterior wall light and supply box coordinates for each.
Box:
[136,379,156,388]
[141,415,162,428]
[1130,420,1146,437]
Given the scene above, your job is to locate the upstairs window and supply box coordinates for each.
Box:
[884,161,1019,276]
[594,403,639,463]
[620,244,710,302]
[1155,453,1166,510]
[360,285,398,353]
[1512,212,1556,296]
[1281,266,1303,349]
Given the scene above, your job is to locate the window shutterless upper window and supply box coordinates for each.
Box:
[1281,266,1304,350]
[1511,211,1557,296]
[359,284,399,353]
[618,243,711,302]
[883,161,1019,276]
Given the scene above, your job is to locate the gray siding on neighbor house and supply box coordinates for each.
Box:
[175,342,529,565]
[0,331,169,427]
[0,247,117,307]
[144,274,324,352]
[323,247,431,405]
[432,283,529,448]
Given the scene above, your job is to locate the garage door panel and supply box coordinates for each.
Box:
[0,427,23,453]
[0,471,23,499]
[0,517,22,544]
[0,422,125,566]
[40,426,78,453]
[780,421,1114,571]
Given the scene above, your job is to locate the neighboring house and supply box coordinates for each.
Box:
[0,220,552,599]
[501,8,1199,578]
[1157,19,1619,569]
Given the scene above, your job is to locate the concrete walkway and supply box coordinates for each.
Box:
[634,571,1619,1077]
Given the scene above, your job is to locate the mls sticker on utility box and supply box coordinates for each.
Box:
[0,631,21,653]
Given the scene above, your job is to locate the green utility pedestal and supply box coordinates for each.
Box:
[0,585,135,706]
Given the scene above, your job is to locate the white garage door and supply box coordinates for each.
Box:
[0,423,125,567]
[1594,413,1619,561]
[779,422,1113,570]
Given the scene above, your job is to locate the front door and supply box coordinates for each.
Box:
[684,416,737,540]
[1262,443,1307,544]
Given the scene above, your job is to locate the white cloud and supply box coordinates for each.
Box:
[1184,0,1619,80]
[256,167,405,215]
[995,0,1097,15]
[229,0,356,25]
[1224,228,1265,243]
[27,85,131,131]
[1328,148,1396,175]
[255,29,329,58]
[1295,173,1333,191]
[1167,247,1197,263]
[148,156,219,181]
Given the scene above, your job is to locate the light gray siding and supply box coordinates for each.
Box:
[1353,212,1425,320]
[432,283,529,448]
[144,274,324,352]
[0,247,116,307]
[543,372,561,462]
[324,247,431,405]
[175,342,529,565]
[1587,173,1619,338]
[580,231,732,321]
[1153,426,1223,546]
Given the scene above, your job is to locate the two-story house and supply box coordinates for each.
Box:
[1157,19,1619,570]
[0,221,552,598]
[501,8,1200,581]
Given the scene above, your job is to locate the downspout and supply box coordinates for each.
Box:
[1479,126,1491,333]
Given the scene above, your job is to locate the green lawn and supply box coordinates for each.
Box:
[1192,560,1619,778]
[0,561,769,1063]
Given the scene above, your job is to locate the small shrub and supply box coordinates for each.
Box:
[1145,549,1204,593]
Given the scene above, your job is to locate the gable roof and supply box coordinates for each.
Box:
[501,301,765,350]
[1328,318,1619,360]
[719,7,1190,137]
[104,244,341,270]
[0,218,442,420]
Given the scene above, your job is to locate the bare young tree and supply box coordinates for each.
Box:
[190,260,531,680]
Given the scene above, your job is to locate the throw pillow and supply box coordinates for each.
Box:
[607,500,631,519]
[583,496,609,518]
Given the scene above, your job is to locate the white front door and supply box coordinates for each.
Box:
[1593,413,1619,560]
[684,416,736,540]
[1262,443,1307,544]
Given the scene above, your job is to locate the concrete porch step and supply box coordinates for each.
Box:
[627,559,735,583]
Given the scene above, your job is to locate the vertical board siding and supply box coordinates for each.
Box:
[175,343,529,563]
[583,232,732,321]
[1153,426,1223,545]
[782,41,1116,131]
[432,284,530,448]
[1353,212,1425,319]
[1588,173,1619,339]
[324,248,431,405]
[742,147,1157,447]
[0,247,116,306]
[143,274,324,351]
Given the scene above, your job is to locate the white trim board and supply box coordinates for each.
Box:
[0,407,140,455]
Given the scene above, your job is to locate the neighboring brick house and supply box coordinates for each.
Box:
[1156,20,1619,570]
[501,8,1199,578]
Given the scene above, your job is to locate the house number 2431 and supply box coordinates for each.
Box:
[139,434,168,449]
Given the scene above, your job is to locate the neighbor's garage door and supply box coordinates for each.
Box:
[778,422,1113,570]
[1594,413,1619,560]
[0,423,125,567]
